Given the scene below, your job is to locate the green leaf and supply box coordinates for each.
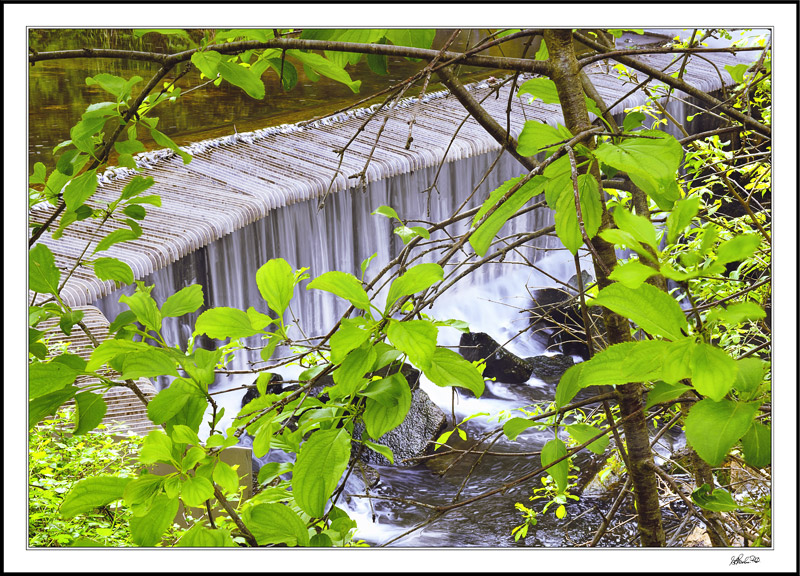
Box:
[122,204,146,219]
[257,461,293,485]
[503,417,538,441]
[372,205,400,221]
[622,111,646,132]
[593,130,683,209]
[386,320,437,371]
[667,196,701,244]
[29,386,79,429]
[362,372,412,438]
[124,474,164,508]
[213,461,240,494]
[63,170,98,212]
[691,484,748,513]
[423,347,485,397]
[29,243,61,295]
[566,423,609,455]
[384,29,435,50]
[516,119,566,156]
[393,225,429,244]
[741,421,771,469]
[29,361,78,399]
[177,524,235,547]
[725,63,750,84]
[287,50,361,93]
[292,428,351,518]
[130,493,179,547]
[330,318,372,364]
[690,342,738,401]
[577,340,672,388]
[56,309,82,337]
[93,257,134,285]
[706,301,766,326]
[73,392,107,435]
[161,284,204,318]
[715,234,761,265]
[195,307,264,340]
[115,138,146,155]
[555,363,583,408]
[385,263,443,311]
[470,175,548,257]
[256,258,294,317]
[599,228,655,262]
[367,52,388,75]
[147,379,205,424]
[60,476,132,518]
[685,399,760,467]
[119,290,161,332]
[86,339,149,372]
[307,271,371,311]
[541,438,569,493]
[361,438,394,464]
[251,418,274,458]
[140,430,176,466]
[553,173,602,255]
[733,357,767,401]
[191,50,222,78]
[645,380,690,409]
[612,207,659,251]
[590,283,688,341]
[182,348,221,387]
[245,503,310,547]
[134,28,197,45]
[93,219,143,253]
[120,175,155,200]
[171,424,200,446]
[608,260,659,289]
[148,126,191,164]
[30,161,47,184]
[218,59,265,99]
[180,475,215,508]
[257,57,299,91]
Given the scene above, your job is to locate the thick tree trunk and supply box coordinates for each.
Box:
[544,29,666,547]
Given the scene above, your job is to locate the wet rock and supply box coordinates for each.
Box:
[241,373,285,408]
[525,354,575,384]
[347,460,381,490]
[459,331,534,384]
[355,388,447,467]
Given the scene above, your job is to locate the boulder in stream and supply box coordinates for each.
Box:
[524,354,575,384]
[458,331,534,384]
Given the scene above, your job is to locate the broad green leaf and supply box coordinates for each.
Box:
[246,306,274,331]
[29,243,61,295]
[725,63,750,84]
[171,424,200,445]
[503,417,538,441]
[85,72,142,100]
[577,340,670,388]
[120,175,155,200]
[699,224,719,254]
[645,380,690,409]
[140,430,175,465]
[691,484,747,513]
[292,428,351,518]
[124,474,164,509]
[29,361,78,399]
[469,175,548,257]
[182,348,221,388]
[191,50,222,78]
[73,391,107,435]
[93,219,143,253]
[287,50,361,93]
[367,51,388,75]
[555,363,583,408]
[361,438,394,464]
[385,29,435,50]
[86,339,149,372]
[330,318,371,364]
[29,387,78,429]
[147,379,205,424]
[213,461,240,494]
[56,308,82,337]
[245,503,310,547]
[256,258,294,317]
[362,372,412,438]
[180,475,215,508]
[177,524,235,547]
[705,302,766,326]
[332,343,377,398]
[56,149,82,176]
[259,57,299,91]
[554,173,602,254]
[119,348,176,382]
[733,357,767,401]
[115,138,146,155]
[321,29,386,67]
[622,111,646,132]
[93,257,134,285]
[252,419,273,458]
[385,263,443,311]
[119,290,161,332]
[160,284,204,318]
[690,342,738,401]
[715,234,761,265]
[257,461,293,485]
[218,59,265,99]
[667,196,701,243]
[612,207,658,251]
[148,126,192,164]
[371,341,403,371]
[60,476,132,518]
[566,423,609,455]
[393,225,430,244]
[516,119,566,156]
[590,282,688,341]
[685,399,760,467]
[29,161,46,184]
[63,170,98,212]
[307,271,371,311]
[195,307,263,340]
[599,228,655,262]
[372,205,400,220]
[741,421,771,469]
[423,347,485,397]
[541,438,569,493]
[608,260,659,289]
[386,320,437,371]
[593,130,683,209]
[130,493,179,547]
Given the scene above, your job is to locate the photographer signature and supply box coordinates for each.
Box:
[730,554,761,566]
